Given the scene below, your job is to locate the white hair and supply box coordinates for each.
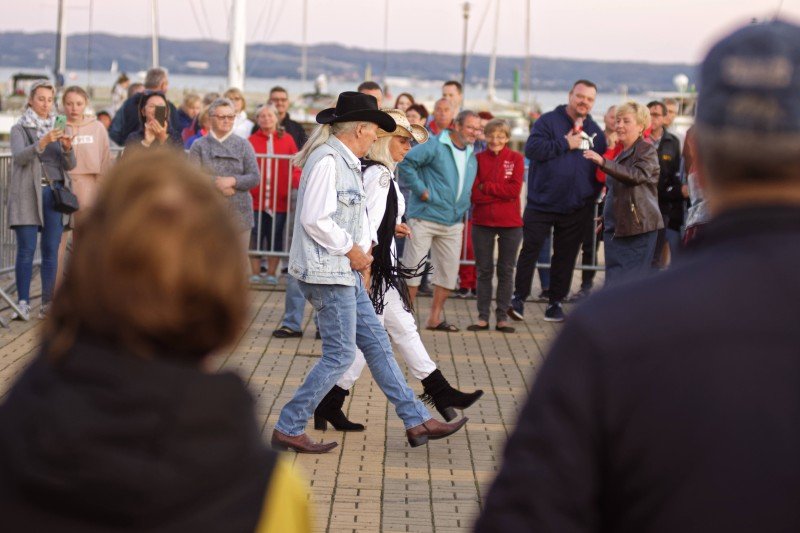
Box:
[208,97,235,117]
[294,121,368,168]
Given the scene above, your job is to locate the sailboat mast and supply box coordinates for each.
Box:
[228,0,247,89]
[382,0,389,84]
[460,2,470,87]
[487,0,499,102]
[301,0,308,84]
[54,0,66,88]
[87,0,94,94]
[150,0,160,67]
[524,0,531,103]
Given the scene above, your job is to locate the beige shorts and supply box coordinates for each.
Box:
[403,218,464,290]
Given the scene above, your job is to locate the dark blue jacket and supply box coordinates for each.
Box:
[525,105,606,214]
[475,206,800,533]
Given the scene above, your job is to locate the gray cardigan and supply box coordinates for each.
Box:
[8,124,77,227]
[188,134,260,232]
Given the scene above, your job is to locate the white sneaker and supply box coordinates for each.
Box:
[11,300,31,322]
[38,303,49,320]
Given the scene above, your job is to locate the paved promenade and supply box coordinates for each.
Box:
[0,282,587,532]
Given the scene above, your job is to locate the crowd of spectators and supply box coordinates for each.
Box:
[5,67,697,329]
[3,19,797,531]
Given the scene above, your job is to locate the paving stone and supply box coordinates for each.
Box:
[0,270,600,530]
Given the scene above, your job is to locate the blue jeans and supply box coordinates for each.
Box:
[604,230,658,287]
[274,273,430,436]
[281,275,308,331]
[13,186,64,303]
[665,228,681,259]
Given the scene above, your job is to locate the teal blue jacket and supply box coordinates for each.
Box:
[397,130,477,225]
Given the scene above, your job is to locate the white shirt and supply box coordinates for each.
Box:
[452,145,469,202]
[232,111,254,140]
[300,142,376,256]
[363,164,403,265]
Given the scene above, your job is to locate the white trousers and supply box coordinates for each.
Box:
[337,285,438,390]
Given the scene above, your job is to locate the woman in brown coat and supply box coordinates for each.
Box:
[584,101,663,285]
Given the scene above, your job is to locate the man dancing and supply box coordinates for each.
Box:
[271,92,468,453]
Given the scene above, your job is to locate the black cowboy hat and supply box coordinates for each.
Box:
[316,91,396,132]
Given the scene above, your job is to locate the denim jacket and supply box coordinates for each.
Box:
[288,136,365,286]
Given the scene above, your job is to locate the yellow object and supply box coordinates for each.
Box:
[254,458,313,533]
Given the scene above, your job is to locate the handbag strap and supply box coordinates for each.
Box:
[21,126,55,187]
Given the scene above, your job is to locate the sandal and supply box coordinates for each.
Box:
[495,324,516,333]
[272,326,302,338]
[426,321,460,332]
[467,323,489,331]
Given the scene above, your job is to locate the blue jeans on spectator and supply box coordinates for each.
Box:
[665,228,681,259]
[13,186,64,304]
[604,229,658,287]
[274,273,430,436]
[281,275,308,332]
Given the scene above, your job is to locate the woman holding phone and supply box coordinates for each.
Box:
[583,101,663,285]
[7,80,76,321]
[122,92,180,155]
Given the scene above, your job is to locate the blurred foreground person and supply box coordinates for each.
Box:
[0,150,311,532]
[475,20,800,533]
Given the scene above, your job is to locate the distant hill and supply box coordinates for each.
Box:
[0,32,696,94]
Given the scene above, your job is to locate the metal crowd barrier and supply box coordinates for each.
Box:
[394,166,606,272]
[1,149,605,317]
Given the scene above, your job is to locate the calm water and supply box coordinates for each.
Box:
[1,66,629,116]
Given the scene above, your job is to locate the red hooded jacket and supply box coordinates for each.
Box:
[471,146,524,227]
[248,129,301,213]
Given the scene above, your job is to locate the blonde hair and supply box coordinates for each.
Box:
[483,118,510,138]
[294,121,364,168]
[616,101,651,131]
[182,93,201,108]
[224,87,246,109]
[365,136,395,171]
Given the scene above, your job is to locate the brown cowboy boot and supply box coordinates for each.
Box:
[406,417,468,447]
[271,429,338,454]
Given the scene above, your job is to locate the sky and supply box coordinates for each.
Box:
[0,0,797,64]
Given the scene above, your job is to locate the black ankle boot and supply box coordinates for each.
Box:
[420,369,483,421]
[314,385,366,432]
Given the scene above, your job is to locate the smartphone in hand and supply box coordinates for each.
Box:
[54,114,67,131]
[154,105,167,127]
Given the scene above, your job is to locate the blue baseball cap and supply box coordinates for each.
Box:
[697,19,800,134]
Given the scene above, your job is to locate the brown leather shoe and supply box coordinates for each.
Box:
[406,417,468,447]
[271,429,338,454]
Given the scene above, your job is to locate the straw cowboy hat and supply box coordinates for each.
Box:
[316,91,396,132]
[377,109,429,144]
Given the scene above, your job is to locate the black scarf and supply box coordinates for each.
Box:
[361,159,431,314]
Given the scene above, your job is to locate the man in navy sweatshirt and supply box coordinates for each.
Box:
[508,80,606,322]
